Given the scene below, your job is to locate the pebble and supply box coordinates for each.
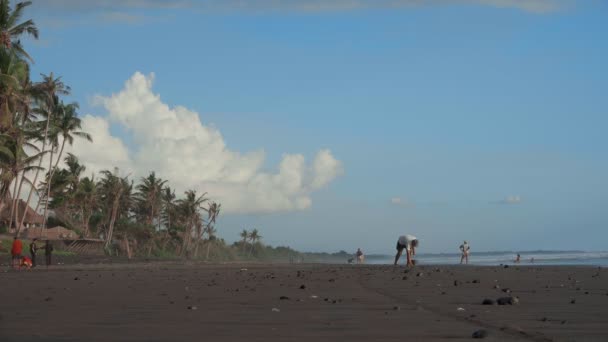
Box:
[271,308,280,312]
[482,299,495,305]
[393,306,400,311]
[472,280,480,284]
[279,296,290,300]
[299,285,306,289]
[570,299,576,304]
[453,280,461,287]
[472,329,488,339]
[187,306,197,310]
[402,276,408,280]
[496,296,519,305]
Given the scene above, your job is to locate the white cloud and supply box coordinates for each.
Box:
[390,197,413,207]
[67,72,342,214]
[496,195,522,205]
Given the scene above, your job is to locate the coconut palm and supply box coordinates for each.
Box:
[135,172,167,227]
[248,229,261,256]
[0,130,45,234]
[204,225,217,260]
[239,229,249,252]
[75,174,96,237]
[0,49,29,131]
[21,101,91,230]
[98,168,129,250]
[0,0,38,61]
[176,190,207,257]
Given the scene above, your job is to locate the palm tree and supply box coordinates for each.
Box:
[239,229,249,253]
[0,48,28,131]
[75,174,96,237]
[135,172,167,227]
[0,131,45,234]
[176,190,207,257]
[0,0,38,61]
[248,229,261,256]
[98,168,129,250]
[204,225,217,260]
[21,101,91,231]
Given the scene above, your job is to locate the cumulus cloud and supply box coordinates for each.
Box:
[67,72,342,214]
[31,0,568,15]
[494,195,522,205]
[390,197,413,207]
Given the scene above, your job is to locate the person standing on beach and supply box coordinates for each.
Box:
[11,236,23,269]
[459,241,470,264]
[515,253,521,263]
[356,248,364,264]
[29,238,39,267]
[394,235,418,267]
[44,240,54,267]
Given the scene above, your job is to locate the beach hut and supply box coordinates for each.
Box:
[0,200,44,232]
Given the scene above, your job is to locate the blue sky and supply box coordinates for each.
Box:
[25,0,608,253]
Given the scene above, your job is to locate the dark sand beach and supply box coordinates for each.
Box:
[1,263,607,341]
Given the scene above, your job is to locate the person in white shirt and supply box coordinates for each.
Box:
[460,241,470,264]
[394,235,419,267]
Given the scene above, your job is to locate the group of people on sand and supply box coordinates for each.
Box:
[354,235,466,267]
[8,236,54,270]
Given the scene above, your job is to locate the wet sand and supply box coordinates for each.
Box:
[1,263,607,341]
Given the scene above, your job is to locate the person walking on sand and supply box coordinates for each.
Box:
[29,238,39,267]
[356,248,364,264]
[11,236,23,269]
[459,241,470,264]
[394,235,419,267]
[44,240,54,267]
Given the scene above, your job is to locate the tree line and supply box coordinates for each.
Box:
[0,1,226,258]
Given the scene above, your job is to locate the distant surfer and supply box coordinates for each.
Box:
[394,235,419,267]
[459,240,470,264]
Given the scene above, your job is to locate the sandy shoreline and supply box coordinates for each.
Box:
[1,263,606,341]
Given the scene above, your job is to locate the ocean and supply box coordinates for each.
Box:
[365,251,608,266]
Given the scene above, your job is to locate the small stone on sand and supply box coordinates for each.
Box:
[482,299,495,305]
[472,330,488,339]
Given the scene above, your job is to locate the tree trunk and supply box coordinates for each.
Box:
[13,172,26,236]
[40,149,54,231]
[7,173,19,233]
[123,235,132,259]
[22,110,53,232]
[206,240,212,260]
[104,193,121,250]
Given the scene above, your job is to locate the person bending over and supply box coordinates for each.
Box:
[394,235,418,267]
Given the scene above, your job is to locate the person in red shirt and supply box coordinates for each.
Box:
[11,236,23,269]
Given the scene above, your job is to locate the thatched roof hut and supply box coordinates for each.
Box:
[25,226,78,240]
[0,200,44,228]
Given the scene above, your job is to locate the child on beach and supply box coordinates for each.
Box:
[20,256,33,269]
[394,235,418,267]
[460,241,470,264]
